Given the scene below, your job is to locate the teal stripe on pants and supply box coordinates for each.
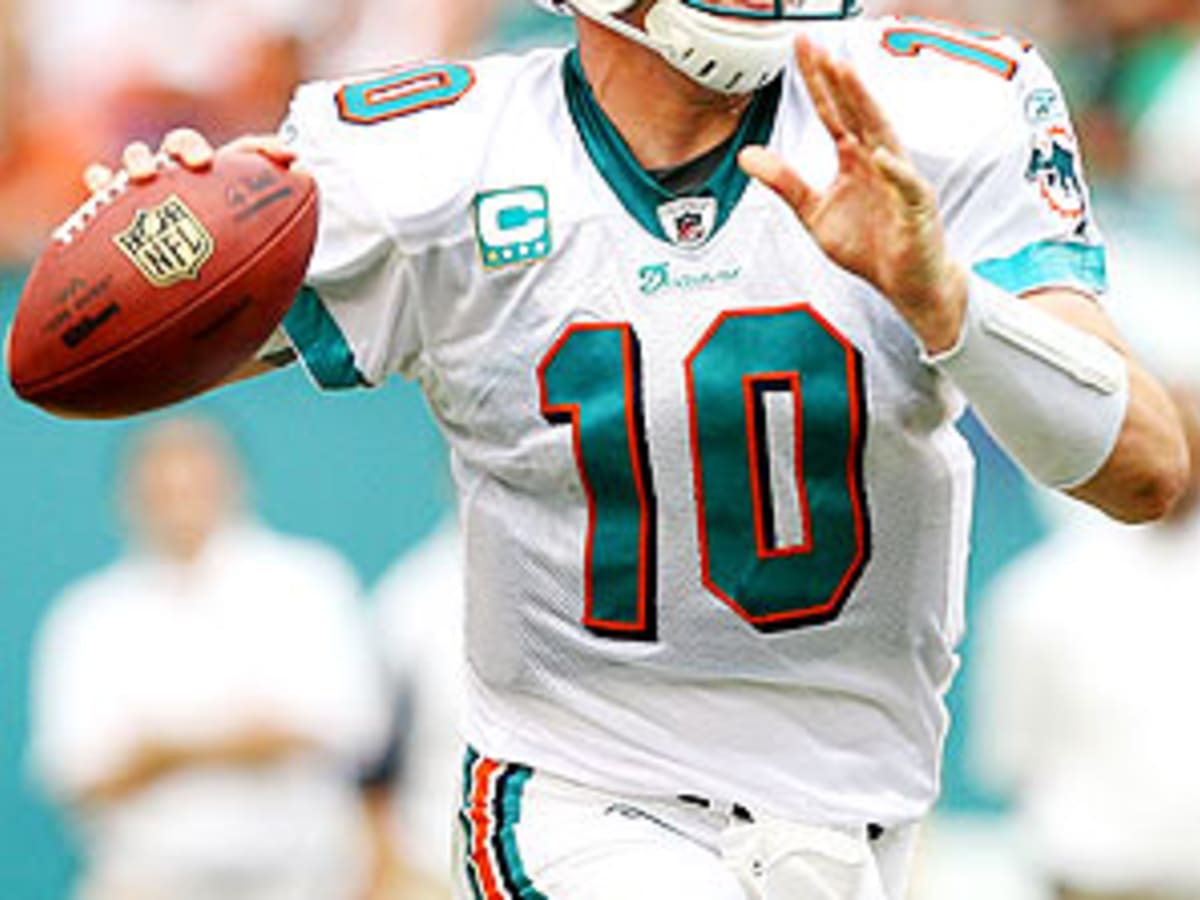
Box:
[495,765,549,900]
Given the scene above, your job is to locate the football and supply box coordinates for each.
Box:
[7,150,318,417]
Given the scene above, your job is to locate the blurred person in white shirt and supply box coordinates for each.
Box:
[975,391,1200,900]
[365,516,464,900]
[28,417,389,900]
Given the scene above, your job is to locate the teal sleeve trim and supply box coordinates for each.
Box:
[282,286,367,390]
[973,241,1109,296]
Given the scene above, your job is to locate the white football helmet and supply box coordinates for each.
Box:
[533,0,861,94]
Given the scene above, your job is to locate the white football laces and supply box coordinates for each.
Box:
[52,151,177,246]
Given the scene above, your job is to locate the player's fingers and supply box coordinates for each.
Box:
[833,61,903,154]
[873,146,932,211]
[160,128,215,171]
[739,146,821,224]
[226,134,297,166]
[795,36,849,143]
[122,142,159,184]
[83,164,116,194]
[818,57,869,143]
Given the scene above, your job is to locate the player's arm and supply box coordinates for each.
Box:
[741,37,1188,524]
[77,725,317,808]
[1021,288,1186,520]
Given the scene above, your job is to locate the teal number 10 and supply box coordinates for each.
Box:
[539,305,870,641]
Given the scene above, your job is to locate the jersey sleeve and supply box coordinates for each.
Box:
[942,47,1108,298]
[278,83,420,389]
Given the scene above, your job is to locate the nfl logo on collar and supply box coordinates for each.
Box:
[657,197,717,249]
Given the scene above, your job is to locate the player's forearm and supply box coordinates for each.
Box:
[1021,288,1189,522]
[1066,359,1188,522]
[925,280,1187,523]
[79,728,315,807]
[78,748,180,807]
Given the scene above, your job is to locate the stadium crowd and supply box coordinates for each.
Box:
[7,0,1199,898]
[2,0,1197,283]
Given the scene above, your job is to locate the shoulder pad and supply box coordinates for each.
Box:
[283,50,564,249]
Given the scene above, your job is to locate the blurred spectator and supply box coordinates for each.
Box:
[1133,45,1200,201]
[483,0,575,52]
[0,0,91,262]
[28,417,388,900]
[1128,3,1200,223]
[18,0,336,153]
[0,0,519,263]
[870,0,1026,27]
[18,0,518,143]
[0,0,327,262]
[975,391,1200,900]
[366,516,465,900]
[1048,0,1198,184]
[313,0,501,76]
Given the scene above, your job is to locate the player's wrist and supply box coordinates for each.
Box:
[906,263,968,356]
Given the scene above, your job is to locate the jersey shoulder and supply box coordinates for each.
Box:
[814,16,1070,164]
[284,48,567,250]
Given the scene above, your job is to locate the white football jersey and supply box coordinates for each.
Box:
[281,17,1105,828]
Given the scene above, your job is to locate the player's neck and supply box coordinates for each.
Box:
[575,17,754,172]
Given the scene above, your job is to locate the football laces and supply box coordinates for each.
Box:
[53,166,141,246]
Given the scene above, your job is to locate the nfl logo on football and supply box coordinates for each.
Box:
[115,195,215,288]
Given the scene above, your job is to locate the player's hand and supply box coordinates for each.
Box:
[739,37,966,354]
[82,130,296,194]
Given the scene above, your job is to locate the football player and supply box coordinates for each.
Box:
[80,0,1188,897]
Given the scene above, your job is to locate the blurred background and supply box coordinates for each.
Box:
[1,0,1198,898]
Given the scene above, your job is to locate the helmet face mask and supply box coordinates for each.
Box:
[532,0,860,19]
[559,0,861,94]
[536,0,861,94]
[681,0,860,20]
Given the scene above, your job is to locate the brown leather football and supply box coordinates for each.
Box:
[7,150,318,417]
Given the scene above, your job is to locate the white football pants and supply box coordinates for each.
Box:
[453,751,918,900]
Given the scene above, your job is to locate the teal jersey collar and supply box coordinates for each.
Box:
[562,48,782,245]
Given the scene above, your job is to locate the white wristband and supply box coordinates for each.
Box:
[927,274,1129,488]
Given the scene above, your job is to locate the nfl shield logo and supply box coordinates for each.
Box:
[115,195,215,288]
[657,196,718,248]
[676,212,705,244]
